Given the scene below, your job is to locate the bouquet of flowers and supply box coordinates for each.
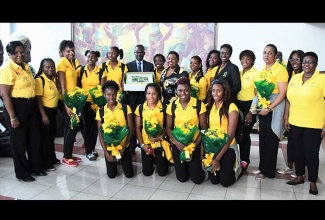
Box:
[171,118,199,162]
[117,90,128,104]
[254,71,276,109]
[100,113,129,160]
[143,111,164,155]
[63,87,88,129]
[201,128,228,173]
[89,85,106,111]
[190,78,200,99]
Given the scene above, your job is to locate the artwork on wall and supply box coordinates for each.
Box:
[73,23,216,71]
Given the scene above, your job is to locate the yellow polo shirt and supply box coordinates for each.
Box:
[259,62,288,94]
[189,72,208,102]
[209,103,238,145]
[237,66,259,101]
[287,70,325,128]
[56,57,78,94]
[166,97,206,127]
[77,65,102,102]
[95,103,132,147]
[35,73,59,108]
[0,59,35,98]
[134,100,164,141]
[101,61,128,92]
[204,66,218,90]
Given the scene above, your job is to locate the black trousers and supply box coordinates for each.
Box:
[3,98,42,179]
[57,99,79,159]
[40,107,58,169]
[104,146,134,178]
[258,112,280,178]
[290,124,322,183]
[171,144,205,184]
[141,146,169,176]
[235,100,256,164]
[208,148,237,187]
[81,102,98,155]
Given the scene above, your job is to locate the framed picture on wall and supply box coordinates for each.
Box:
[72,23,217,72]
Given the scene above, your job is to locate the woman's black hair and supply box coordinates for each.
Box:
[153,53,166,63]
[35,58,56,78]
[206,79,231,124]
[6,41,24,54]
[239,50,256,66]
[85,50,101,58]
[190,55,204,77]
[109,46,124,59]
[102,80,119,93]
[144,83,162,101]
[286,50,304,81]
[205,49,221,71]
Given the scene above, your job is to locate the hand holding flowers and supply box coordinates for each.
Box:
[89,85,106,111]
[190,78,200,99]
[171,118,199,162]
[201,128,228,173]
[143,111,165,155]
[63,87,88,129]
[254,71,276,109]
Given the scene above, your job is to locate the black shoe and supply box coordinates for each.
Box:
[286,180,304,185]
[92,150,99,157]
[20,176,35,182]
[53,159,61,164]
[309,188,318,195]
[32,171,47,176]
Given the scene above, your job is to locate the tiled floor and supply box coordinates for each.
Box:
[1,132,325,200]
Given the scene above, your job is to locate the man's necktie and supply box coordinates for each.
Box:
[137,62,142,72]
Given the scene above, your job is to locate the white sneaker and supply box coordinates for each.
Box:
[277,166,293,174]
[251,169,261,175]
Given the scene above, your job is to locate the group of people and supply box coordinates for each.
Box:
[0,33,324,195]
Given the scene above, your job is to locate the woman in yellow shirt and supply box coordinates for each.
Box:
[35,58,60,171]
[0,41,45,182]
[166,77,207,184]
[204,80,242,187]
[134,83,171,177]
[96,80,135,178]
[189,55,208,102]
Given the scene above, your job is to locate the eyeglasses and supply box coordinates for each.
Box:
[302,61,316,65]
[289,58,300,63]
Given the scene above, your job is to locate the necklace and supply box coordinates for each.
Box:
[215,102,223,111]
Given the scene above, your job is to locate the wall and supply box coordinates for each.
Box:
[217,23,325,70]
[0,23,71,69]
[1,23,325,71]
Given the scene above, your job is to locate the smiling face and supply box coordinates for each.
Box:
[176,84,191,102]
[104,87,117,105]
[42,60,56,77]
[146,86,159,105]
[9,45,25,65]
[211,83,224,103]
[62,46,75,61]
[302,55,318,74]
[289,53,302,72]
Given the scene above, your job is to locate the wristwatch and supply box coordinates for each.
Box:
[267,107,273,112]
[140,143,145,148]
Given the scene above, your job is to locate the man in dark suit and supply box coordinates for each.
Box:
[126,44,155,155]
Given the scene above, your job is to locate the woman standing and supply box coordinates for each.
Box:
[250,44,288,180]
[35,58,60,171]
[57,40,82,167]
[134,83,171,176]
[166,77,207,184]
[77,50,102,161]
[203,80,242,187]
[153,53,166,85]
[236,50,259,170]
[278,50,304,177]
[189,56,208,102]
[159,51,189,105]
[203,49,221,91]
[0,41,45,182]
[213,44,241,104]
[285,52,325,195]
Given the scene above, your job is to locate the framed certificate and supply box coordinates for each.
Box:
[124,72,155,91]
